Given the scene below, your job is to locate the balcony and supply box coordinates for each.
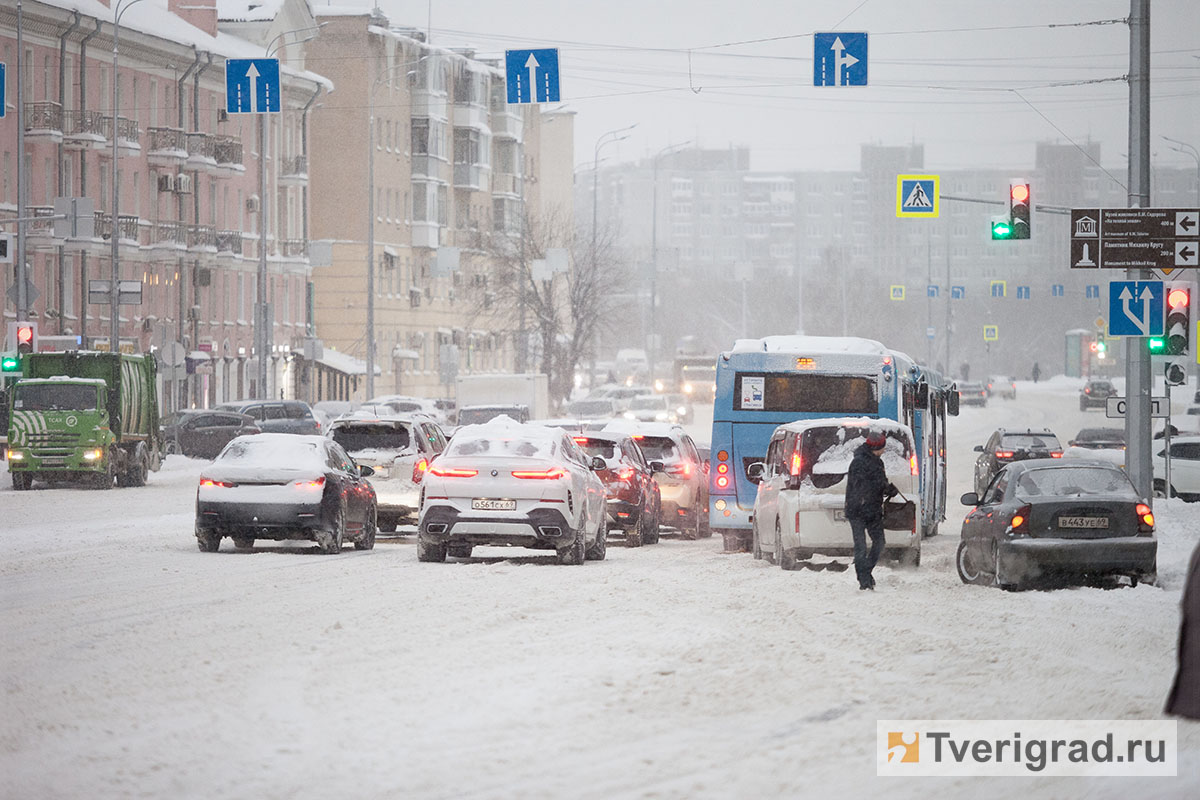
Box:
[187,224,217,252]
[24,102,64,143]
[24,206,58,245]
[92,212,140,246]
[102,116,141,155]
[280,239,309,259]
[412,88,448,120]
[186,132,217,172]
[63,110,107,150]
[279,155,308,186]
[146,127,187,168]
[491,110,523,141]
[412,154,449,180]
[215,230,243,257]
[213,135,245,176]
[453,163,488,191]
[149,220,188,250]
[492,172,521,197]
[412,222,440,249]
[453,103,490,133]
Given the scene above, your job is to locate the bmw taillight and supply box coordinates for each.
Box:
[511,467,567,480]
[1008,504,1031,535]
[412,458,429,483]
[430,466,478,478]
[1136,503,1155,534]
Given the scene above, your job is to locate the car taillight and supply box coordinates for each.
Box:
[995,450,1014,459]
[616,466,635,481]
[1085,388,1091,394]
[1136,503,1155,533]
[668,462,692,478]
[294,476,326,490]
[790,452,802,476]
[412,458,429,483]
[573,437,589,445]
[1008,504,1031,534]
[511,467,567,480]
[199,478,234,488]
[909,453,918,476]
[429,466,478,478]
[1049,451,1063,458]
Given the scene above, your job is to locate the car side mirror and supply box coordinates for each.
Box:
[649,460,665,473]
[973,445,984,452]
[590,456,606,471]
[747,462,765,483]
[960,491,979,506]
[359,465,375,478]
[947,392,960,416]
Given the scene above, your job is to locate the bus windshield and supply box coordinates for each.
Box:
[733,373,876,414]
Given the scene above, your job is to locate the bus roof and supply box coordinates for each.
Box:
[728,335,889,356]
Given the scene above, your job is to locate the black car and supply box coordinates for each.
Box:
[194,433,377,554]
[1068,427,1125,451]
[1080,379,1117,410]
[161,409,260,459]
[956,459,1157,589]
[213,399,322,435]
[974,428,1062,495]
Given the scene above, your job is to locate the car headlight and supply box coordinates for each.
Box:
[6,449,25,461]
[623,411,636,419]
[82,449,104,461]
[655,412,669,421]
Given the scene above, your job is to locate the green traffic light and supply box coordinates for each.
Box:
[1,355,20,372]
[1148,337,1166,352]
[1096,342,1106,353]
[991,221,1013,240]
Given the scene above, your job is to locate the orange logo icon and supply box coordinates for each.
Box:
[887,732,919,763]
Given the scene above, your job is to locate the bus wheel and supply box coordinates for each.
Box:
[721,531,743,553]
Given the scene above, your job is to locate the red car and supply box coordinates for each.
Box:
[573,433,662,547]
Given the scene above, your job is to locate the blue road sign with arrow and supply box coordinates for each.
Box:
[1108,280,1164,336]
[505,49,560,104]
[813,32,868,87]
[226,58,280,114]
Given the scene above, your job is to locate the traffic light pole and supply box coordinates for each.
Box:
[1124,0,1153,500]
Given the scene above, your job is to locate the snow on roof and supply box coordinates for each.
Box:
[453,416,561,441]
[313,4,377,17]
[777,415,910,435]
[729,335,889,356]
[315,349,380,376]
[601,420,685,438]
[215,0,283,22]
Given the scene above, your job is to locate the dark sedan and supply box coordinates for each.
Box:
[162,409,259,459]
[1080,379,1117,410]
[573,433,663,547]
[956,459,1157,589]
[195,433,377,554]
[974,427,1062,495]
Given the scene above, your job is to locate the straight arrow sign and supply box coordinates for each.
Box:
[1120,285,1154,335]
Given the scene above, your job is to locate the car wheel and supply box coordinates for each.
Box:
[956,540,982,584]
[643,505,660,545]
[585,517,607,561]
[698,505,712,538]
[355,503,377,551]
[417,536,447,562]
[751,521,764,560]
[447,543,473,558]
[1079,398,1088,411]
[11,473,32,491]
[196,527,221,553]
[556,524,586,565]
[990,540,1018,590]
[232,536,254,550]
[626,513,644,548]
[378,519,398,533]
[165,439,181,456]
[777,523,799,571]
[321,499,346,554]
[95,453,115,490]
[1153,480,1176,499]
[127,444,149,487]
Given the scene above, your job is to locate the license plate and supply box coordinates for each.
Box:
[472,498,516,511]
[1059,516,1109,529]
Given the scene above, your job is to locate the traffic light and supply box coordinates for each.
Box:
[9,321,37,355]
[0,353,19,373]
[991,219,1013,240]
[1096,332,1107,357]
[1164,282,1191,357]
[1009,182,1031,239]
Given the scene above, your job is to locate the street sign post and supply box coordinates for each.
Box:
[1105,396,1169,419]
[505,49,560,104]
[813,33,868,87]
[1070,208,1199,271]
[0,63,6,118]
[1107,280,1164,336]
[896,175,939,218]
[225,58,281,114]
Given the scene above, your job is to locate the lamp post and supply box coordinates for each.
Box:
[108,0,148,352]
[366,56,427,399]
[648,140,690,388]
[589,124,635,375]
[1162,136,1200,206]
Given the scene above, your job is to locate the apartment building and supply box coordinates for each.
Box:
[1,0,329,409]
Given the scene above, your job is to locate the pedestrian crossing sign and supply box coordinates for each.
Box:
[896,174,939,218]
[890,285,905,300]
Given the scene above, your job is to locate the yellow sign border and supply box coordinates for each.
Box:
[983,325,999,342]
[896,174,940,218]
[890,285,905,301]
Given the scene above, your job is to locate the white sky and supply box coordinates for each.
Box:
[354,0,1200,173]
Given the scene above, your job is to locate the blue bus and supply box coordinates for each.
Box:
[708,335,958,552]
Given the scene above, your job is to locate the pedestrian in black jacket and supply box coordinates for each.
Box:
[844,429,897,590]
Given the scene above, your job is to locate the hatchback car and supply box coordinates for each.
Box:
[957,381,988,407]
[1153,435,1200,501]
[162,409,259,459]
[986,375,1017,400]
[214,399,321,435]
[956,459,1157,589]
[604,421,709,539]
[327,411,448,531]
[1080,379,1117,410]
[573,432,662,547]
[194,433,377,554]
[974,428,1062,495]
[417,419,608,564]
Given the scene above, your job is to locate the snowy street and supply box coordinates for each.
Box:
[2,378,1198,798]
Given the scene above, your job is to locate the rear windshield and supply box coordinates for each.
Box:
[1015,466,1136,498]
[14,383,99,411]
[803,427,912,487]
[637,436,681,463]
[331,424,411,453]
[217,438,324,467]
[384,401,424,414]
[1074,429,1125,446]
[575,438,620,460]
[734,373,876,414]
[446,436,556,459]
[458,407,521,425]
[1000,434,1061,451]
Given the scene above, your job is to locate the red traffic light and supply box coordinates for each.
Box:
[16,325,34,345]
[1011,184,1029,203]
[1167,288,1190,309]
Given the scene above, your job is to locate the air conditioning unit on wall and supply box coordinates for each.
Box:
[246,195,260,213]
[176,174,193,194]
[157,173,176,192]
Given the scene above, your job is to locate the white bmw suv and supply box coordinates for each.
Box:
[417,418,609,564]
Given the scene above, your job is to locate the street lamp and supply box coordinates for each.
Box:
[109,0,149,353]
[648,140,690,387]
[366,56,428,399]
[1162,136,1200,206]
[590,124,637,259]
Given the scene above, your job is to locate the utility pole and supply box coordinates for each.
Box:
[1124,0,1153,498]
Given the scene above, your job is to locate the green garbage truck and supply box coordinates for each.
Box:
[6,351,163,490]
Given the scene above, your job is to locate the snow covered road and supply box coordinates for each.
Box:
[1,377,1197,798]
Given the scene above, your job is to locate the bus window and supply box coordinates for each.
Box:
[733,373,876,414]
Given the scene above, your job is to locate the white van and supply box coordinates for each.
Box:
[747,417,921,569]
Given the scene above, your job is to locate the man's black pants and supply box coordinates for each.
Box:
[849,517,885,588]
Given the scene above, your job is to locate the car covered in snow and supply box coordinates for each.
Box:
[986,375,1017,400]
[327,411,448,531]
[1079,379,1117,410]
[417,419,608,564]
[957,381,989,407]
[956,459,1157,589]
[572,431,662,547]
[746,418,921,569]
[602,420,709,539]
[456,404,531,426]
[974,427,1063,495]
[564,398,619,421]
[194,433,378,554]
